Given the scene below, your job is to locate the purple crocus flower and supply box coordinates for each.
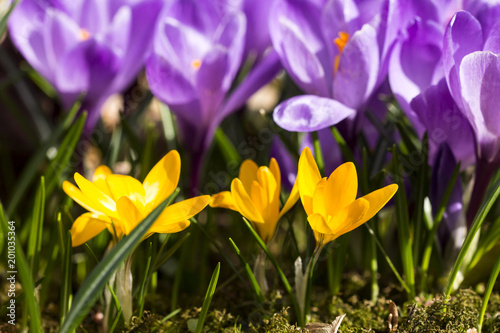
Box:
[8,0,163,130]
[442,7,500,224]
[146,0,281,190]
[410,79,475,169]
[270,0,394,132]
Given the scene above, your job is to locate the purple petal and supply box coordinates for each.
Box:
[333,23,379,109]
[145,53,198,107]
[270,137,297,191]
[55,41,91,94]
[242,0,274,58]
[273,95,356,132]
[459,51,500,162]
[220,50,282,120]
[410,79,475,168]
[484,21,500,54]
[388,19,443,135]
[270,0,330,96]
[108,0,163,92]
[443,11,483,109]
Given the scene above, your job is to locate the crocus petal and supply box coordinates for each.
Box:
[333,24,379,109]
[459,51,500,162]
[333,198,369,235]
[297,147,322,215]
[324,162,358,216]
[257,167,279,223]
[443,11,483,109]
[273,95,356,132]
[74,173,118,218]
[116,196,144,235]
[359,184,398,223]
[147,49,198,105]
[63,181,106,216]
[307,213,333,235]
[231,179,265,224]
[153,195,210,228]
[411,78,476,168]
[239,159,259,194]
[70,212,111,247]
[93,165,113,181]
[209,191,238,211]
[105,175,146,210]
[312,178,327,216]
[250,180,267,217]
[269,158,281,189]
[278,181,300,219]
[143,150,181,210]
[148,220,191,234]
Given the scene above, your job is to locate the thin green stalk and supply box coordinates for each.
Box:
[242,217,303,327]
[445,175,500,296]
[215,128,242,165]
[330,234,350,295]
[195,263,221,333]
[137,243,153,319]
[364,224,411,294]
[303,247,322,324]
[229,238,264,302]
[330,126,356,165]
[391,146,415,299]
[60,231,73,325]
[478,252,500,333]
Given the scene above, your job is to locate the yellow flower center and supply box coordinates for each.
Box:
[333,31,349,75]
[79,28,91,41]
[191,59,202,70]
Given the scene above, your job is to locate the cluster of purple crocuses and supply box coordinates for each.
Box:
[8,0,500,248]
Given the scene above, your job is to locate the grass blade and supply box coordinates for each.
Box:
[0,204,42,332]
[27,177,45,276]
[195,262,221,333]
[0,0,19,37]
[59,188,180,333]
[229,238,264,302]
[391,146,415,299]
[60,231,73,325]
[215,128,242,165]
[477,251,500,333]
[445,175,500,296]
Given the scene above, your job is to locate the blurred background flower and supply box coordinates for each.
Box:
[8,0,163,131]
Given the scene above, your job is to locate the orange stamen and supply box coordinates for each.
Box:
[191,59,202,70]
[79,28,91,41]
[333,31,349,75]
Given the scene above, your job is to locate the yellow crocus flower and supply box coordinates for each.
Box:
[298,147,398,248]
[209,158,299,243]
[63,150,210,246]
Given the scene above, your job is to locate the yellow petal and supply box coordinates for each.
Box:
[92,165,113,197]
[143,150,181,210]
[74,173,118,218]
[93,165,113,181]
[209,191,238,211]
[231,178,264,223]
[63,181,105,215]
[298,147,322,215]
[149,220,191,234]
[269,158,281,189]
[257,167,279,223]
[312,178,327,216]
[150,195,210,233]
[106,174,146,211]
[70,213,111,247]
[332,198,370,236]
[359,184,398,222]
[250,180,266,217]
[325,162,358,216]
[278,180,300,219]
[307,213,333,234]
[239,159,259,194]
[116,196,144,235]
